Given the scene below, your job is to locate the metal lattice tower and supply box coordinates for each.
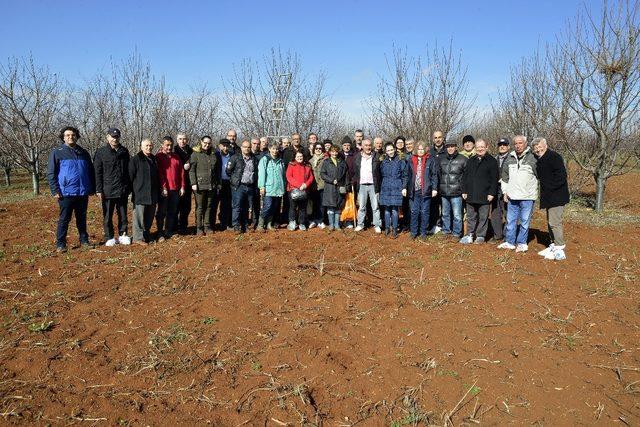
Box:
[268,73,292,141]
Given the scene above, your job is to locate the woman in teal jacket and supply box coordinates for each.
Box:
[257,142,285,231]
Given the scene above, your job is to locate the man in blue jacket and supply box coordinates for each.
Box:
[47,126,95,252]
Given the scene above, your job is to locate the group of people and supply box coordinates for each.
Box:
[46,125,569,260]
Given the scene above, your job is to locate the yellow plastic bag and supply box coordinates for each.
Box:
[340,192,356,222]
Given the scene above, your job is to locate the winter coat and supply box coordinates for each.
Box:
[495,153,509,195]
[128,152,159,205]
[286,161,314,192]
[93,144,130,199]
[353,152,381,194]
[536,149,570,209]
[47,142,95,197]
[406,154,439,199]
[189,146,220,191]
[341,151,356,185]
[501,147,538,200]
[258,155,286,197]
[460,148,476,159]
[309,154,325,190]
[379,156,409,207]
[175,144,193,185]
[438,151,467,197]
[462,155,499,205]
[320,157,350,208]
[156,151,186,191]
[429,144,446,160]
[226,153,259,189]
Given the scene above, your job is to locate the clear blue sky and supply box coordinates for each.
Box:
[1,0,598,121]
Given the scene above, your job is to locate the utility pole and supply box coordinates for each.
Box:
[268,73,292,141]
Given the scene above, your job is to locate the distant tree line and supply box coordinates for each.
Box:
[0,1,638,211]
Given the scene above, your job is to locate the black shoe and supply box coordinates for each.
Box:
[392,230,398,239]
[385,228,391,237]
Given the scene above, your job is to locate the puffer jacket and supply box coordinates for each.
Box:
[379,156,408,206]
[286,161,314,192]
[189,145,220,191]
[258,155,285,197]
[47,142,95,197]
[438,151,467,197]
[501,147,538,200]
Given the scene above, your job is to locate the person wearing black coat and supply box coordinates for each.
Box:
[320,145,350,231]
[438,142,467,238]
[94,128,131,246]
[174,134,193,233]
[226,140,259,233]
[460,140,498,244]
[532,138,570,260]
[128,139,159,244]
[489,138,511,240]
[429,130,447,231]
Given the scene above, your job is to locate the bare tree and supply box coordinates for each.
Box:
[551,0,640,211]
[0,55,63,194]
[368,42,474,141]
[223,48,345,140]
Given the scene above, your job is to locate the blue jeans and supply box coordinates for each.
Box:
[441,196,463,237]
[383,205,399,231]
[505,200,535,245]
[410,195,431,237]
[232,184,256,230]
[56,195,89,248]
[326,209,341,228]
[260,195,281,223]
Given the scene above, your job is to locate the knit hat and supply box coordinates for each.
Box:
[462,134,475,144]
[341,136,352,146]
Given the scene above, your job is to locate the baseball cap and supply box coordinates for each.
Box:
[107,128,121,138]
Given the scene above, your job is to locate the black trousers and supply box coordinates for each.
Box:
[177,186,192,232]
[56,195,89,248]
[102,195,129,240]
[212,180,232,229]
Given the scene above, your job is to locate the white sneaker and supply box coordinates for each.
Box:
[498,242,516,250]
[538,244,555,257]
[515,243,529,253]
[317,223,326,229]
[553,248,566,260]
[459,235,473,244]
[374,226,382,234]
[346,224,354,229]
[432,225,442,234]
[105,238,117,247]
[287,221,296,231]
[299,224,307,231]
[308,222,317,229]
[118,235,131,245]
[354,225,364,232]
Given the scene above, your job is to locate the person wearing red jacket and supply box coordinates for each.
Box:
[155,136,185,240]
[286,151,314,231]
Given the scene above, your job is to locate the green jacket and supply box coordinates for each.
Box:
[258,155,285,197]
[189,144,220,191]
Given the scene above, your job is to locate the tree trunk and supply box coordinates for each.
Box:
[594,174,606,212]
[31,170,40,195]
[3,167,10,187]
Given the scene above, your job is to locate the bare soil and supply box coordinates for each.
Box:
[0,172,639,425]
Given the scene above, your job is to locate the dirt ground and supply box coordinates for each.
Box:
[0,172,639,426]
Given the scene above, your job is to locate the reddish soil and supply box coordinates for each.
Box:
[0,173,639,425]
